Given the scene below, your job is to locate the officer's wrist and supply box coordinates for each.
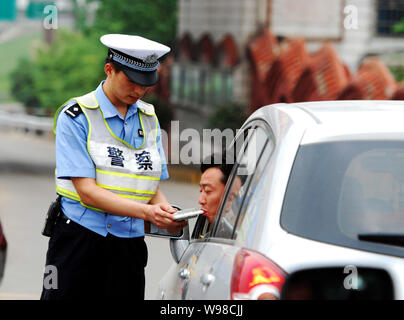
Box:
[141,203,152,222]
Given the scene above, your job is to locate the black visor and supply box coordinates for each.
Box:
[121,66,158,87]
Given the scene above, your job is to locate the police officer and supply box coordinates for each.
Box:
[41,34,186,300]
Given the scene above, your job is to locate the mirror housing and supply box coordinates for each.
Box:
[144,221,185,239]
[281,266,394,300]
[169,225,190,263]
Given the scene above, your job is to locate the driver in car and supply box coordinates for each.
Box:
[196,153,242,238]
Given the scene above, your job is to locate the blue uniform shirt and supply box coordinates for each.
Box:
[56,81,169,238]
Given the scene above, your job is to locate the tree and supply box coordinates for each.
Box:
[34,30,105,111]
[10,58,41,109]
[82,0,178,47]
[11,30,105,112]
[10,0,179,113]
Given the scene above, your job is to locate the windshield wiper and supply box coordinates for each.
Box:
[358,233,404,248]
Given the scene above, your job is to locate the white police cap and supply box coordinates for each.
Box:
[100,34,171,86]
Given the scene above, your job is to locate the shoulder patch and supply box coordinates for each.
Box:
[64,103,83,119]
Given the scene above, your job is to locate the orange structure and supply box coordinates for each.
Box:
[339,58,397,100]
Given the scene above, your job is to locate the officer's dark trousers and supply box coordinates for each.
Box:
[40,217,148,300]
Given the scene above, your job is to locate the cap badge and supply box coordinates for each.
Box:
[144,54,158,64]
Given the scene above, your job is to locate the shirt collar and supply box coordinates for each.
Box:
[94,81,139,120]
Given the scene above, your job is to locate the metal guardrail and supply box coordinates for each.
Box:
[0,110,53,134]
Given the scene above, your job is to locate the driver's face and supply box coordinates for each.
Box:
[198,168,226,223]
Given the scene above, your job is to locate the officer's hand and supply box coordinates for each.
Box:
[146,203,177,229]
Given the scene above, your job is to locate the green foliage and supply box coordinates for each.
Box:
[10,0,178,113]
[11,30,106,112]
[392,19,404,34]
[0,32,41,100]
[389,66,404,82]
[208,103,248,131]
[34,30,105,110]
[10,58,40,108]
[84,0,178,46]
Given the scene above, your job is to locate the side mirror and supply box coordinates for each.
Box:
[169,224,190,263]
[281,267,394,300]
[144,221,185,239]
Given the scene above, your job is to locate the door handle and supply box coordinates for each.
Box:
[200,273,215,287]
[179,268,191,279]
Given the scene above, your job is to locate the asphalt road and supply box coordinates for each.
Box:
[0,130,199,299]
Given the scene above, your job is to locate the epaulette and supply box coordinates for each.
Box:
[64,103,83,119]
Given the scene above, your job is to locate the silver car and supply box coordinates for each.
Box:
[157,100,404,300]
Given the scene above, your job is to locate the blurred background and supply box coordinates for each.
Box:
[1,0,404,299]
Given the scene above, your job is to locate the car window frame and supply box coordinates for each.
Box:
[231,124,276,242]
[189,123,256,243]
[210,119,274,241]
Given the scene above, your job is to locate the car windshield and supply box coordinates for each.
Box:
[281,140,404,257]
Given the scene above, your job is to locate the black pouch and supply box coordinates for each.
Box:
[41,195,62,237]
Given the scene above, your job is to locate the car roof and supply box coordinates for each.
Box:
[292,100,404,125]
[256,100,404,144]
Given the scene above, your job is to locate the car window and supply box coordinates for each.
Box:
[233,132,275,246]
[190,125,255,240]
[338,148,404,235]
[281,141,404,258]
[212,125,268,239]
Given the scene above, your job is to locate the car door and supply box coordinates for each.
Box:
[180,121,274,299]
[165,125,256,299]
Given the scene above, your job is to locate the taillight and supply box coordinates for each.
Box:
[231,249,286,300]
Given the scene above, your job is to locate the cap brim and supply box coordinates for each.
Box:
[122,67,158,87]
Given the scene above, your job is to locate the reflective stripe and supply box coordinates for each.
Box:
[81,202,106,213]
[95,168,160,180]
[95,168,160,193]
[56,186,80,202]
[96,183,156,195]
[102,109,145,150]
[116,194,152,201]
[53,99,75,135]
[56,183,151,211]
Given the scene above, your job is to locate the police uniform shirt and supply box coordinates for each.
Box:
[56,81,169,238]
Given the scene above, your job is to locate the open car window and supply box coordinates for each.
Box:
[212,124,269,239]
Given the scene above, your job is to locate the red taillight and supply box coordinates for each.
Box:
[231,249,286,300]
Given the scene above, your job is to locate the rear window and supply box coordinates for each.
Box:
[281,141,404,257]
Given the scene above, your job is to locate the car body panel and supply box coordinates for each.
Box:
[159,241,237,300]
